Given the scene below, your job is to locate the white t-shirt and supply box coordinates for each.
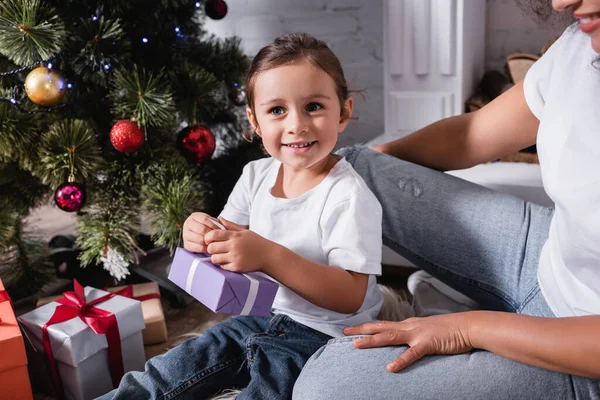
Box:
[220,156,384,337]
[523,25,600,317]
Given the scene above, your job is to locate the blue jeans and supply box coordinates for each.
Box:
[98,313,331,400]
[293,147,600,399]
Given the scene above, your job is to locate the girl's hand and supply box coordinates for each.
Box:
[204,217,275,273]
[182,212,222,253]
[343,313,474,373]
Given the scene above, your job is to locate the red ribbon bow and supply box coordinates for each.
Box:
[43,281,124,400]
[0,289,12,324]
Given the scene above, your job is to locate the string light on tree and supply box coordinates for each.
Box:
[176,125,216,163]
[24,65,67,106]
[110,120,145,153]
[229,82,246,106]
[205,0,228,20]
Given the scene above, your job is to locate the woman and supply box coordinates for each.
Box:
[292,0,600,398]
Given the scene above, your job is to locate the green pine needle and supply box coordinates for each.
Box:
[37,119,103,188]
[0,162,49,213]
[71,17,128,86]
[0,88,44,167]
[172,65,221,124]
[0,217,52,300]
[0,0,66,66]
[0,196,19,249]
[76,201,140,268]
[142,161,206,253]
[109,65,175,128]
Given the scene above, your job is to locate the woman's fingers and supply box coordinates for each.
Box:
[352,329,407,349]
[387,345,425,373]
[343,320,402,336]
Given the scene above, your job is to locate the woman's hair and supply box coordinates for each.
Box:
[515,1,600,67]
[243,33,350,141]
[514,0,574,24]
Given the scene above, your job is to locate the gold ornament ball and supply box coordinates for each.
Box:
[24,66,67,106]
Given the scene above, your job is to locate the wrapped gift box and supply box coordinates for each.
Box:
[37,282,168,345]
[169,248,278,316]
[0,278,34,400]
[19,285,145,400]
[107,283,167,345]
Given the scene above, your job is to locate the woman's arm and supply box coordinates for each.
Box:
[262,244,369,315]
[344,311,600,379]
[373,81,540,171]
[467,311,600,379]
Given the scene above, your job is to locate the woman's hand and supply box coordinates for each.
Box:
[204,217,276,273]
[182,212,222,253]
[343,313,473,373]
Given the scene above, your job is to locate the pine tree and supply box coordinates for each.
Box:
[0,0,263,300]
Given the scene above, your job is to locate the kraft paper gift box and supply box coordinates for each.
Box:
[168,248,279,316]
[19,284,145,400]
[36,282,168,345]
[0,278,34,400]
[106,282,167,345]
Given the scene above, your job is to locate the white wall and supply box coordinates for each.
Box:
[204,0,570,146]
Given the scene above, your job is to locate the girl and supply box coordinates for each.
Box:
[293,0,600,399]
[100,33,384,400]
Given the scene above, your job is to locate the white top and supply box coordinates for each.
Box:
[220,157,384,337]
[523,25,600,317]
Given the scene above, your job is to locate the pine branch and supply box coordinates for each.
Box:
[0,217,53,300]
[36,119,103,188]
[0,0,66,66]
[0,87,45,167]
[0,195,19,249]
[70,16,129,87]
[171,64,220,124]
[76,162,141,269]
[76,205,139,268]
[0,162,49,213]
[187,36,249,86]
[142,160,206,254]
[109,65,175,128]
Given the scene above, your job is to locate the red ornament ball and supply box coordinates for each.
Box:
[177,125,216,163]
[110,120,145,153]
[205,0,228,20]
[54,182,86,212]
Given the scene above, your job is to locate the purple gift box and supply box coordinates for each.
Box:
[168,248,279,316]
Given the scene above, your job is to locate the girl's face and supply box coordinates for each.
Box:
[553,0,600,52]
[247,62,353,173]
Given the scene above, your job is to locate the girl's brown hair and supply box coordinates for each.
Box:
[244,33,350,141]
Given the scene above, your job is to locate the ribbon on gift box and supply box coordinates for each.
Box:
[0,288,11,324]
[43,281,124,400]
[186,257,260,315]
[108,285,161,302]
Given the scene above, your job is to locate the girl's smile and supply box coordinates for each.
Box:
[247,61,353,175]
[282,140,317,153]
